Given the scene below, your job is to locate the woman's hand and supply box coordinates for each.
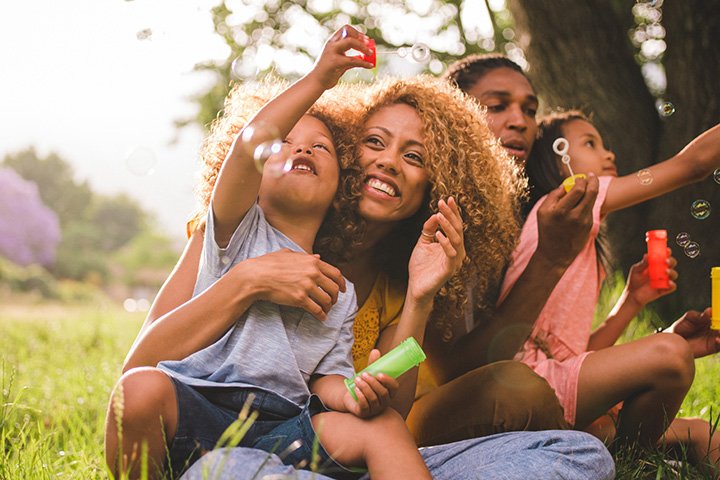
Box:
[235,248,346,321]
[342,349,400,418]
[406,197,466,304]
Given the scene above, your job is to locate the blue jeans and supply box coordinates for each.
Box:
[168,378,358,479]
[180,430,615,480]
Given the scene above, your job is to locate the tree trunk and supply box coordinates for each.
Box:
[648,0,720,312]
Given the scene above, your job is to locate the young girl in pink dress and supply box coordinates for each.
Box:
[498,110,720,468]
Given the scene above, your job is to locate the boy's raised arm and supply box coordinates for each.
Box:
[211,26,373,247]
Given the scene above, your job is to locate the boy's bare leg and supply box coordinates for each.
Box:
[312,409,432,480]
[104,367,178,480]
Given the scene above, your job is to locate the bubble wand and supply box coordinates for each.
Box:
[352,37,431,67]
[376,43,431,62]
[553,137,586,192]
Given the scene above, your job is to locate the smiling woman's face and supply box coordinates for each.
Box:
[356,103,431,225]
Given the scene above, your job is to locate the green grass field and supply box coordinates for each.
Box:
[2,292,720,479]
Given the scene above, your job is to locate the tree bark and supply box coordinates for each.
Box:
[650,0,720,311]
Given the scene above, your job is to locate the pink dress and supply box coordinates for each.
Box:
[497,176,612,426]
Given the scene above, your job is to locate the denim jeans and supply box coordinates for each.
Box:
[180,430,615,480]
[167,378,358,479]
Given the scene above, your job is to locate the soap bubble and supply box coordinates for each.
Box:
[124,146,156,175]
[684,241,700,258]
[397,47,410,58]
[658,102,675,117]
[136,28,153,41]
[637,169,654,185]
[690,199,711,220]
[240,122,291,177]
[713,168,720,184]
[411,43,431,62]
[230,57,243,80]
[675,232,691,247]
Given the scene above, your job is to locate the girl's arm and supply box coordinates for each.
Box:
[212,26,372,247]
[602,123,720,215]
[588,251,677,350]
[123,232,347,372]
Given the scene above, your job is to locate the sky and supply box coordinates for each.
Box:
[0,1,495,244]
[0,0,228,242]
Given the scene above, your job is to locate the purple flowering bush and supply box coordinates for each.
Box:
[0,168,61,267]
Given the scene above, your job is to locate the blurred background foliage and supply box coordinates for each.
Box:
[3,0,718,324]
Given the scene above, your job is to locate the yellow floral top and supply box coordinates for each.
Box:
[352,272,437,399]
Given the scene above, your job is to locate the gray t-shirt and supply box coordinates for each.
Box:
[158,203,357,406]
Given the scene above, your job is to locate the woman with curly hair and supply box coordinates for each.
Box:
[117,30,615,478]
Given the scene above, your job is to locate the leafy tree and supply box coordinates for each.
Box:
[3,148,170,284]
[190,0,719,316]
[2,148,93,225]
[112,230,184,289]
[51,221,109,283]
[89,193,146,252]
[187,0,514,129]
[0,168,61,267]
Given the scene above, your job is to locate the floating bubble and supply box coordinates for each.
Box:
[240,122,291,177]
[658,102,675,117]
[124,146,156,175]
[690,199,711,219]
[220,254,232,266]
[675,232,691,247]
[713,168,720,184]
[230,57,242,80]
[136,28,153,41]
[637,169,654,185]
[684,241,700,258]
[411,43,431,62]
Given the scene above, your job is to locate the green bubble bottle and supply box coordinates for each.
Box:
[712,267,720,330]
[345,337,426,401]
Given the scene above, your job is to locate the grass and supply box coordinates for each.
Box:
[2,286,720,479]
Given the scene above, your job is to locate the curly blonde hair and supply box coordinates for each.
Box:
[344,75,528,332]
[188,76,364,263]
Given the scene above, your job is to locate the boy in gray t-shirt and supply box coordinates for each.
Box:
[105,26,433,480]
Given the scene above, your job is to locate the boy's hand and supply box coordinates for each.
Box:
[310,25,374,90]
[343,349,399,418]
[626,250,677,307]
[668,307,720,358]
